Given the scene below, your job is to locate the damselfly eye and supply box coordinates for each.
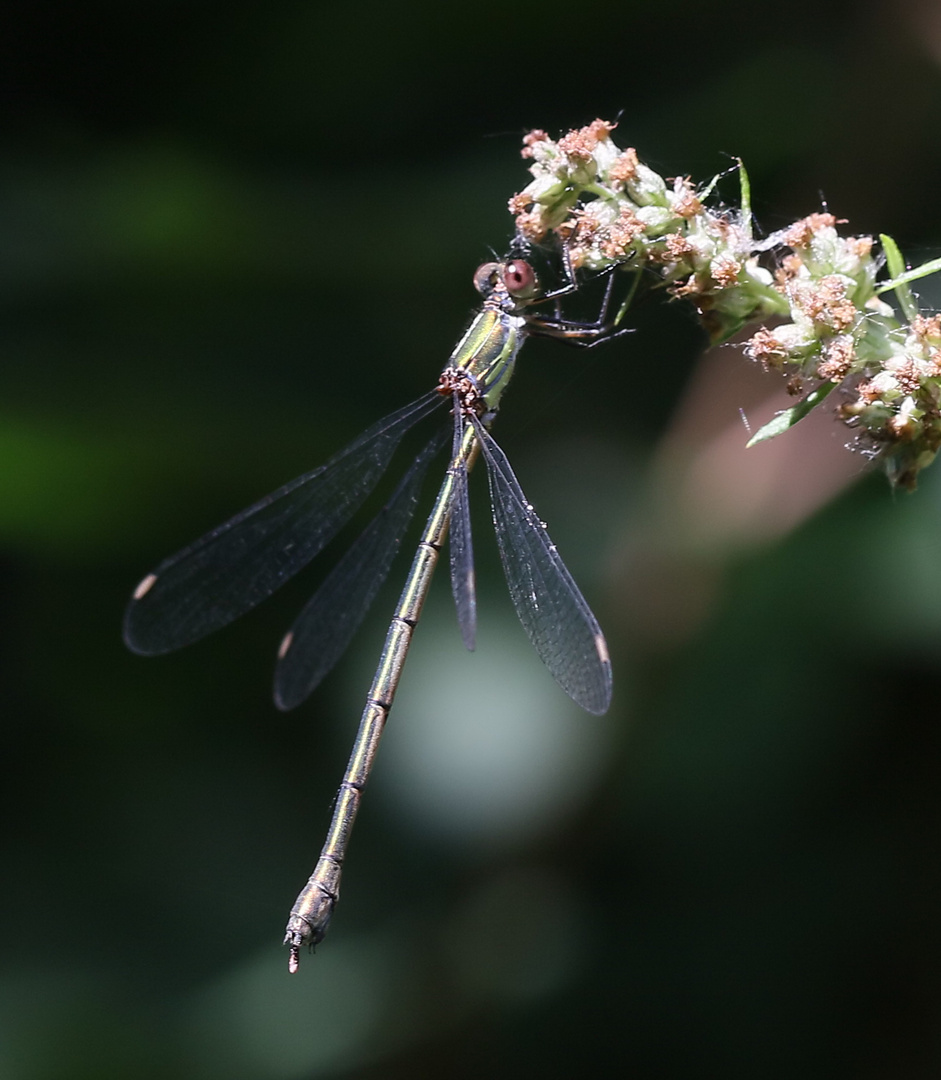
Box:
[472,262,501,297]
[502,259,538,299]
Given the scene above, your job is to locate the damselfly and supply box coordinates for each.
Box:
[124,246,629,971]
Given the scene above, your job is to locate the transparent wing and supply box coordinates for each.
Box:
[449,404,476,651]
[124,391,445,655]
[471,415,611,715]
[274,428,448,710]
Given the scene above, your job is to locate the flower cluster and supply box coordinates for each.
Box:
[509,120,941,488]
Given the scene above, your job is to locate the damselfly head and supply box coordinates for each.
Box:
[472,261,501,296]
[472,258,540,304]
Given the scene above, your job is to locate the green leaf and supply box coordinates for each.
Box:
[878,234,918,321]
[874,253,941,302]
[746,381,836,447]
[698,171,722,201]
[737,158,752,242]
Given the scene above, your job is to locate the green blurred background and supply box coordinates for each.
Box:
[4,1,941,1077]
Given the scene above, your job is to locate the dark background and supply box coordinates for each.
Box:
[3,1,941,1077]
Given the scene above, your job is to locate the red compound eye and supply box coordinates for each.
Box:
[502,259,538,299]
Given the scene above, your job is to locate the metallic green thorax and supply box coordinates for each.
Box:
[443,298,529,412]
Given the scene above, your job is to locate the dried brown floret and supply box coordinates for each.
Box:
[798,275,857,331]
[892,359,923,396]
[816,336,856,381]
[608,148,639,186]
[911,314,941,341]
[711,256,742,288]
[514,211,546,241]
[557,217,578,242]
[776,254,804,283]
[600,205,646,259]
[558,118,616,161]
[671,180,703,220]
[670,277,697,298]
[781,212,839,249]
[855,379,883,405]
[845,236,873,259]
[569,211,600,240]
[661,233,696,260]
[744,326,791,370]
